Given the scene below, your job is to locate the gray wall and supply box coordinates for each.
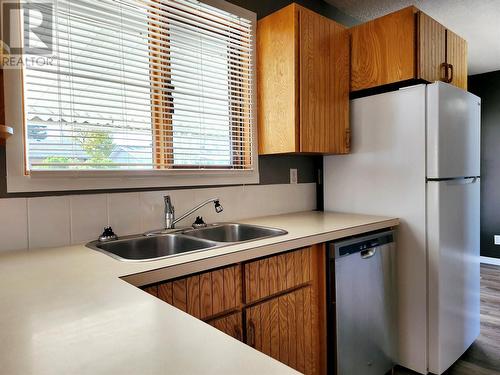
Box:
[469,72,500,258]
[228,0,358,24]
[0,0,353,198]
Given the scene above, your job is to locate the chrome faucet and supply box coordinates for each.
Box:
[164,195,223,229]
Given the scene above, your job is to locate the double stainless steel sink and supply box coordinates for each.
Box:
[86,223,287,262]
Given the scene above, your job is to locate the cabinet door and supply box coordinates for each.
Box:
[156,264,241,320]
[143,285,158,297]
[246,287,319,375]
[299,6,349,154]
[350,6,418,92]
[446,30,468,90]
[418,12,446,83]
[207,312,243,341]
[245,247,312,304]
[257,3,299,154]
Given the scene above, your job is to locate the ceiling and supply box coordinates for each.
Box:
[324,0,500,75]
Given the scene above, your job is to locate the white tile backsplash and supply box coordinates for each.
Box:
[108,192,141,237]
[70,194,108,244]
[139,189,197,231]
[139,190,166,232]
[191,186,243,224]
[239,183,317,219]
[28,196,71,249]
[0,183,316,251]
[0,198,28,252]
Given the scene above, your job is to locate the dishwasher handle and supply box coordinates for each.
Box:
[360,248,377,259]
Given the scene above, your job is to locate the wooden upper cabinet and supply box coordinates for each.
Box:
[257,3,298,154]
[418,11,446,84]
[299,6,350,154]
[350,6,468,92]
[351,6,418,91]
[446,29,468,90]
[257,3,350,155]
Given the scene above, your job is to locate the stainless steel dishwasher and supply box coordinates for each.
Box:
[327,230,397,375]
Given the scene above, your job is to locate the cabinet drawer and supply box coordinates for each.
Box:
[156,264,241,320]
[245,247,312,304]
[207,311,243,341]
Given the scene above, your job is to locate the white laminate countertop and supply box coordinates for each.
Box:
[0,211,399,375]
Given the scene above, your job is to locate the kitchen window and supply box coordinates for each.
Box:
[5,0,257,191]
[24,0,253,171]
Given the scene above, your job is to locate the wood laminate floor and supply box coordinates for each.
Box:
[395,264,500,375]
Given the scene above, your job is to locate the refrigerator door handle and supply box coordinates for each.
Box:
[446,177,479,185]
[469,177,478,184]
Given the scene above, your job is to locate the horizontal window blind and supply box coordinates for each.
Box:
[23,0,254,171]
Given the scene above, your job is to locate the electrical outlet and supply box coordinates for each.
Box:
[495,235,500,245]
[290,168,298,184]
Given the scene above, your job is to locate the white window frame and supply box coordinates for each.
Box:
[4,0,258,193]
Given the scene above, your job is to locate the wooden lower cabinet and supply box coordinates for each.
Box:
[143,285,158,297]
[245,286,319,374]
[244,244,326,375]
[245,247,313,304]
[141,244,326,374]
[207,312,243,341]
[155,264,241,320]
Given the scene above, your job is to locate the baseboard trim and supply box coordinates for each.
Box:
[480,256,500,266]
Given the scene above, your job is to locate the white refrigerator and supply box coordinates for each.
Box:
[324,82,481,375]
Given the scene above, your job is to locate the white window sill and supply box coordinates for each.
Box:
[5,169,259,193]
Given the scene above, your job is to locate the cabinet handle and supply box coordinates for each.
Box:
[448,63,454,83]
[247,320,256,347]
[440,62,449,82]
[345,128,351,151]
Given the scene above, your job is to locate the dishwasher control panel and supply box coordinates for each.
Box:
[331,230,394,258]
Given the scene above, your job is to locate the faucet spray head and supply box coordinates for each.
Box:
[214,200,223,213]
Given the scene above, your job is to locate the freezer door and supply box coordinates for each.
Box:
[427,178,481,374]
[427,82,481,179]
